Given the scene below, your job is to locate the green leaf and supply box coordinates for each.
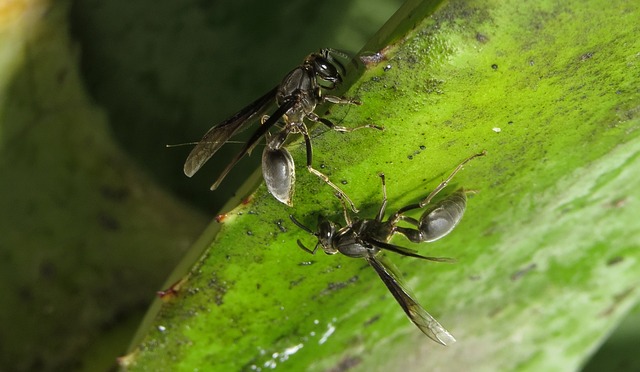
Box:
[583,303,640,372]
[0,2,208,370]
[125,0,640,371]
[0,0,403,370]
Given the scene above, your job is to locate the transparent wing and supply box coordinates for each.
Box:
[368,239,456,263]
[183,86,278,177]
[209,99,295,190]
[365,254,456,345]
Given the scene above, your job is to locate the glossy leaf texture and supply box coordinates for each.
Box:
[125,0,640,371]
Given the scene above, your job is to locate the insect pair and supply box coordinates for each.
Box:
[184,48,485,344]
[291,151,485,345]
[184,48,381,211]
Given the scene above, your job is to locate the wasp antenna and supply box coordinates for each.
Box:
[168,140,249,148]
[289,215,314,234]
[296,239,316,255]
[166,142,201,148]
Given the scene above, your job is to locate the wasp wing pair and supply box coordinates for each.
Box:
[183,49,369,208]
[183,86,281,186]
[367,254,457,345]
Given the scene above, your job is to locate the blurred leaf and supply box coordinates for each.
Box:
[0,1,207,370]
[582,303,640,372]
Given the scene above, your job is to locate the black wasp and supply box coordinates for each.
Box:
[184,48,380,210]
[290,151,486,345]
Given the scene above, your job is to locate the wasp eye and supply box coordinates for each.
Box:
[314,58,340,81]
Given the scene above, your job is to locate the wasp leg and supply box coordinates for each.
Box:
[375,173,388,222]
[390,151,485,220]
[309,112,384,133]
[300,127,358,213]
[417,151,485,208]
[323,95,361,105]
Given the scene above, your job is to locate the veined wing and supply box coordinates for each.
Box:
[183,86,278,177]
[368,239,456,263]
[209,97,297,190]
[365,254,456,345]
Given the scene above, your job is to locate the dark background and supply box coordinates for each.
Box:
[70,0,405,215]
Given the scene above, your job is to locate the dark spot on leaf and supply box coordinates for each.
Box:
[17,286,33,302]
[475,32,489,43]
[340,180,348,185]
[598,287,634,317]
[57,68,68,84]
[364,314,381,327]
[289,277,304,289]
[275,219,287,233]
[511,263,537,281]
[246,230,253,236]
[328,355,362,372]
[207,277,227,306]
[39,260,57,279]
[25,356,45,372]
[100,185,130,202]
[605,197,627,208]
[491,63,498,70]
[580,52,594,61]
[607,256,624,266]
[321,276,358,296]
[489,305,504,318]
[98,211,120,231]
